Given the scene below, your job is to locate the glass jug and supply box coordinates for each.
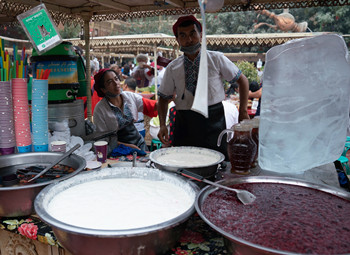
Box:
[217,123,257,175]
[241,118,260,168]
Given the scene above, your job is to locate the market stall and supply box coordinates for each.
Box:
[1,0,350,254]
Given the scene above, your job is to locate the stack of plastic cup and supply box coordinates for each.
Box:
[31,79,49,152]
[12,78,32,153]
[0,81,16,155]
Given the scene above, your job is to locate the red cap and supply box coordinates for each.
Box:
[93,68,110,97]
[172,15,202,36]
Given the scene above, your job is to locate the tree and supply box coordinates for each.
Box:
[59,24,80,39]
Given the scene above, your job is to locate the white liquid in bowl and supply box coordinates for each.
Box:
[156,152,219,167]
[47,178,194,230]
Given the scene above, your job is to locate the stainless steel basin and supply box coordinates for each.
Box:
[0,152,86,217]
[34,167,199,255]
[196,176,350,255]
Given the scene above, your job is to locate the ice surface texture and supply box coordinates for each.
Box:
[259,34,350,173]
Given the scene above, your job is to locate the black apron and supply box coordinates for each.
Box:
[173,102,228,159]
[117,123,148,152]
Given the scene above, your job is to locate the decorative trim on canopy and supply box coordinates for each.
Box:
[67,32,328,49]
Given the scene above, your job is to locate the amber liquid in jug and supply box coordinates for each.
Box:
[228,123,257,175]
[242,118,260,168]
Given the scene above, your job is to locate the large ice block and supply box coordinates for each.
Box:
[259,34,350,174]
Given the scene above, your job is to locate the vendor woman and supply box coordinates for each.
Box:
[93,68,158,153]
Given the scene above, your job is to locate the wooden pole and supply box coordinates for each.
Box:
[153,45,158,100]
[83,13,92,121]
[101,54,104,69]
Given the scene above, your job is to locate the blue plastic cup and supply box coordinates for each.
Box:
[33,144,49,152]
[17,145,32,153]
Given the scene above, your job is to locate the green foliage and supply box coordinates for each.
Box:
[59,25,80,39]
[112,16,173,35]
[235,60,259,83]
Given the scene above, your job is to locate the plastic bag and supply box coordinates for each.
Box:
[259,34,350,173]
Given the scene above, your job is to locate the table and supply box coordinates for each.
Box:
[0,155,343,255]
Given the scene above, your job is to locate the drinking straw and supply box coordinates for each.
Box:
[16,60,18,78]
[43,69,51,79]
[22,62,25,78]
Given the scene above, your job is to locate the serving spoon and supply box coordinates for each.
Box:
[28,144,81,183]
[177,169,256,205]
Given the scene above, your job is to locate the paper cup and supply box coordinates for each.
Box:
[51,141,67,152]
[94,141,108,163]
[17,145,32,153]
[0,147,15,155]
[33,144,49,152]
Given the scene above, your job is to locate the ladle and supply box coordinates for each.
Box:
[28,144,81,183]
[177,169,256,205]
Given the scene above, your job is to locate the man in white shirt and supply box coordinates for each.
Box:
[157,15,249,158]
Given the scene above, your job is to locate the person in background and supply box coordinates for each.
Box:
[225,80,239,99]
[222,100,239,129]
[150,62,165,88]
[257,59,263,82]
[78,59,101,118]
[249,81,260,93]
[250,62,264,117]
[122,64,130,77]
[110,64,126,81]
[123,77,147,137]
[131,54,155,88]
[249,81,263,117]
[157,15,249,158]
[93,69,158,154]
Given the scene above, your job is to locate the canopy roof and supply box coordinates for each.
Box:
[1,0,349,25]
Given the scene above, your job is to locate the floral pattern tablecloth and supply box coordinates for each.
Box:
[0,155,229,254]
[0,213,228,255]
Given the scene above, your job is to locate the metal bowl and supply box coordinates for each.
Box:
[0,152,86,217]
[196,176,350,255]
[149,146,225,179]
[34,167,199,255]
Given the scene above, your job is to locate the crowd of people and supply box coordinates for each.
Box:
[83,15,263,158]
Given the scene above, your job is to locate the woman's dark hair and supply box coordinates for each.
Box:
[124,77,137,91]
[94,69,119,97]
[123,65,130,76]
[249,81,260,92]
[226,81,238,96]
